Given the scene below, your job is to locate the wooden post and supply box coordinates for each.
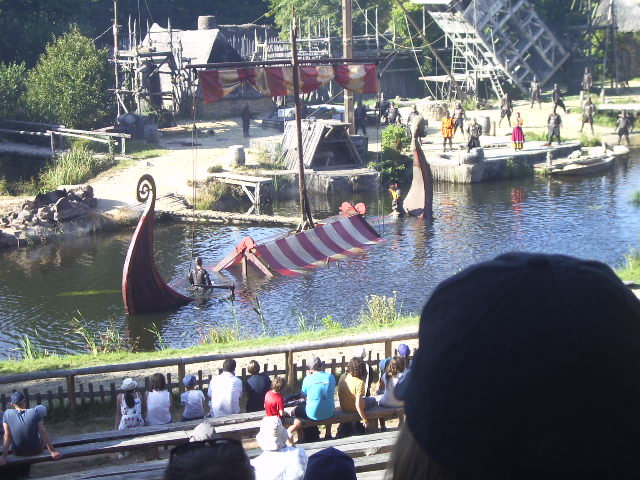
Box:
[99,385,106,403]
[166,373,173,394]
[36,393,42,407]
[0,394,5,411]
[66,375,76,410]
[285,351,295,389]
[79,384,85,405]
[47,390,53,410]
[384,340,392,360]
[49,131,56,157]
[23,388,30,408]
[178,362,186,394]
[121,137,126,155]
[342,0,354,134]
[198,370,204,391]
[89,383,95,403]
[57,386,64,408]
[110,382,117,405]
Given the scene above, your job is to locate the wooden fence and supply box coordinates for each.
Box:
[0,329,418,412]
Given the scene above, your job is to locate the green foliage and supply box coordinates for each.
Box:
[525,131,549,142]
[198,325,240,345]
[503,158,532,179]
[70,312,135,356]
[594,112,617,128]
[292,308,313,333]
[579,134,601,147]
[126,140,168,160]
[616,249,640,283]
[39,144,114,192]
[195,181,237,210]
[142,105,176,128]
[631,190,640,207]
[26,27,112,129]
[0,62,27,119]
[145,323,167,351]
[321,315,341,331]
[268,0,341,38]
[16,332,55,360]
[207,164,224,173]
[381,125,410,151]
[359,292,401,326]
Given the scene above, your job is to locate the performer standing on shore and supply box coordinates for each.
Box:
[355,101,368,135]
[580,97,596,135]
[466,118,482,153]
[441,111,454,152]
[547,108,562,145]
[617,111,631,145]
[552,84,567,113]
[453,102,465,139]
[499,93,513,127]
[581,67,593,94]
[530,76,542,109]
[512,112,525,151]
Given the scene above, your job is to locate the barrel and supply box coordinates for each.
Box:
[478,116,491,136]
[229,145,245,167]
[198,16,217,30]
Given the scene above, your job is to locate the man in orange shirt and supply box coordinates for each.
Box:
[441,111,454,152]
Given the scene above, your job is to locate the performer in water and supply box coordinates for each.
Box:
[188,257,212,287]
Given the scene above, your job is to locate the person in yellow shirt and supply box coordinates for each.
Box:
[441,111,454,152]
[338,357,376,437]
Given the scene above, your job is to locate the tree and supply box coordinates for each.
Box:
[0,62,27,119]
[25,26,113,129]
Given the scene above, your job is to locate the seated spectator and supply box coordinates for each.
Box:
[388,252,640,479]
[251,416,307,480]
[115,377,144,430]
[145,373,172,425]
[376,356,405,432]
[165,437,254,480]
[0,392,62,465]
[208,358,243,416]
[181,375,206,422]
[288,356,336,442]
[397,343,411,368]
[353,347,372,396]
[245,360,271,413]
[337,357,376,436]
[303,447,356,480]
[265,377,285,419]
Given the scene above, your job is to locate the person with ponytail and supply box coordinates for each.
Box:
[115,378,144,430]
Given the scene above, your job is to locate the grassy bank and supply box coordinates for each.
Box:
[616,250,640,283]
[0,313,419,376]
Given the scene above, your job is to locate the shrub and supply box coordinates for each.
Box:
[381,125,411,152]
[207,164,224,173]
[359,292,401,326]
[26,26,112,129]
[0,62,27,119]
[369,149,411,184]
[579,133,602,147]
[40,145,114,191]
[195,181,238,210]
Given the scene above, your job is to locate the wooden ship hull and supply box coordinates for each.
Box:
[122,175,192,315]
[403,138,433,218]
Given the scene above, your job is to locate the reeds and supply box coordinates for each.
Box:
[40,145,113,191]
[358,292,401,326]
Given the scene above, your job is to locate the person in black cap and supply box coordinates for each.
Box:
[388,252,640,480]
[304,447,356,480]
[188,257,212,287]
[1,392,62,466]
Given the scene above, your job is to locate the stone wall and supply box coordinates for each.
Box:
[197,96,276,120]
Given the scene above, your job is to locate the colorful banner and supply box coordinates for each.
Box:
[199,64,378,103]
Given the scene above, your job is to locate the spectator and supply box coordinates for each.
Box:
[388,252,640,479]
[397,343,411,368]
[265,377,285,419]
[165,437,254,480]
[245,360,271,413]
[209,358,243,416]
[288,356,336,442]
[0,392,62,466]
[145,373,172,426]
[181,375,206,422]
[337,357,376,437]
[376,357,405,408]
[251,416,307,480]
[303,447,356,480]
[353,347,372,396]
[115,377,144,430]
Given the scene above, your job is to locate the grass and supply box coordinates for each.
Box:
[0,314,419,376]
[40,145,116,192]
[194,181,236,210]
[594,112,618,128]
[616,250,640,283]
[525,131,549,142]
[126,140,169,160]
[207,164,224,173]
[578,133,602,147]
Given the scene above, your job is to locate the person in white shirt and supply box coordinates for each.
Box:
[181,374,206,421]
[208,358,243,416]
[251,416,307,480]
[145,372,173,425]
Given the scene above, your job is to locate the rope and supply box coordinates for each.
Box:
[404,13,437,99]
[188,85,198,272]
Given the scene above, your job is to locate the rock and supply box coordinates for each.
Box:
[21,200,34,211]
[0,231,18,248]
[9,212,17,220]
[54,197,72,211]
[67,191,81,202]
[568,150,582,159]
[0,217,8,226]
[17,209,32,222]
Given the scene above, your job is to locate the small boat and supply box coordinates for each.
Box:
[550,154,616,176]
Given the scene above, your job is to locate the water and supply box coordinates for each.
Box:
[1,156,639,357]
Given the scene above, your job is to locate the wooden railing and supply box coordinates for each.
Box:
[0,328,418,412]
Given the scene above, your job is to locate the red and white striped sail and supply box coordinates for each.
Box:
[199,65,379,104]
[213,215,382,277]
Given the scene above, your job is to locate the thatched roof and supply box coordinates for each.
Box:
[596,0,640,32]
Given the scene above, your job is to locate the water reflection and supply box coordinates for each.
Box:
[0,157,639,356]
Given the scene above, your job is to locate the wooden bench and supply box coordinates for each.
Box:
[2,406,402,467]
[207,173,273,207]
[38,430,398,480]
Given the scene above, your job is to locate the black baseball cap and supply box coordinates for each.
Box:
[406,252,640,479]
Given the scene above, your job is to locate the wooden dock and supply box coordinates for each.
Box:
[207,172,273,206]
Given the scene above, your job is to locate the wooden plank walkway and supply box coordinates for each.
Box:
[0,141,52,158]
